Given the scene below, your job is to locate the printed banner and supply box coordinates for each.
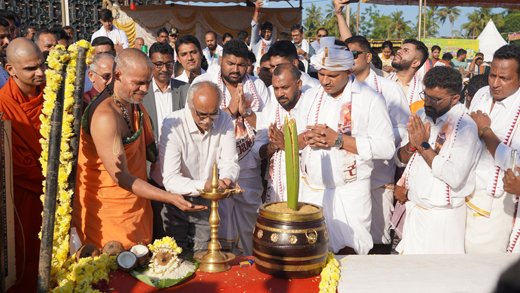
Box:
[424,39,480,59]
[509,32,520,41]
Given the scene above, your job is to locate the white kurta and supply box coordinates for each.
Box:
[362,69,410,245]
[91,26,129,49]
[296,76,395,254]
[256,94,304,203]
[466,86,520,253]
[191,71,270,256]
[174,68,206,84]
[395,104,481,254]
[388,72,423,106]
[202,45,223,73]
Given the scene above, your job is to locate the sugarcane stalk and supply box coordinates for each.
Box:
[285,116,299,211]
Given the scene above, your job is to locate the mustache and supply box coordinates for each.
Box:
[133,91,146,95]
[159,71,170,75]
[198,120,211,125]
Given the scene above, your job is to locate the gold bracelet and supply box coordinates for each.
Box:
[479,126,491,138]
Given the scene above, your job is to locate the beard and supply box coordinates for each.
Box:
[208,44,216,51]
[424,101,452,121]
[391,58,412,71]
[277,92,299,110]
[116,86,143,104]
[222,69,244,85]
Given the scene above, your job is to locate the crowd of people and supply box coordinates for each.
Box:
[2,0,520,291]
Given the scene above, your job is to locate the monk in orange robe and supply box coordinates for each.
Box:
[73,48,207,250]
[0,38,46,292]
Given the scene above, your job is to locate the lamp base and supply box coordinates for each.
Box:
[194,251,236,273]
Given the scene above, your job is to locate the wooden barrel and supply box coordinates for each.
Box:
[253,202,329,279]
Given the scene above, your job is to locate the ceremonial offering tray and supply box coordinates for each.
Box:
[253,202,329,279]
[193,164,244,273]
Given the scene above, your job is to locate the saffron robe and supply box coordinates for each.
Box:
[73,94,155,249]
[0,77,44,292]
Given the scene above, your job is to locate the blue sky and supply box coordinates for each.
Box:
[167,1,506,37]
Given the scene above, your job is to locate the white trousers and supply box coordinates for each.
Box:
[370,187,394,245]
[218,175,263,256]
[465,191,515,253]
[300,178,373,255]
[397,202,466,254]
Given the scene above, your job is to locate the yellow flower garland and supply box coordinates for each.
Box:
[148,236,183,255]
[318,252,341,293]
[39,40,99,291]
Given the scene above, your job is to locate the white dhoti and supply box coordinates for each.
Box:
[465,190,515,254]
[370,186,394,245]
[396,201,466,254]
[218,174,263,256]
[300,178,373,255]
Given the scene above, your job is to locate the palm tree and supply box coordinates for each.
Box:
[304,4,324,37]
[461,10,481,39]
[437,6,461,38]
[425,6,440,37]
[479,8,504,28]
[389,11,411,39]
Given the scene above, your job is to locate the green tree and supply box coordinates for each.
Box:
[389,11,411,39]
[498,9,520,46]
[437,6,461,38]
[461,10,481,38]
[304,4,324,37]
[324,1,339,38]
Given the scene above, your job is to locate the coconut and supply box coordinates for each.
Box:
[130,244,149,267]
[75,243,100,262]
[102,240,125,256]
[117,251,137,272]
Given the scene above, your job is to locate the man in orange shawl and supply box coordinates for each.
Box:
[0,38,46,292]
[73,48,207,250]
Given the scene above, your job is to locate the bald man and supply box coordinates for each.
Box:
[0,37,45,292]
[73,48,207,250]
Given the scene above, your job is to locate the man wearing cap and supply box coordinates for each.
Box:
[296,37,395,255]
[169,28,179,62]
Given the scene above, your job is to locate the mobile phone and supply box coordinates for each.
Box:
[263,0,269,6]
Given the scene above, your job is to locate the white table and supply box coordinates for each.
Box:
[336,254,519,293]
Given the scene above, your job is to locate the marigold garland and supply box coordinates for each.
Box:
[318,252,341,293]
[39,40,100,292]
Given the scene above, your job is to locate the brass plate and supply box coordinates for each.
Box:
[254,257,326,272]
[259,202,323,222]
[253,249,327,261]
[255,223,326,234]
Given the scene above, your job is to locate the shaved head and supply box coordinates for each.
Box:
[113,48,153,104]
[6,37,43,65]
[115,48,153,73]
[5,38,45,96]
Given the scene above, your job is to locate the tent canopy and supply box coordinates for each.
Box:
[363,0,520,9]
[477,19,507,62]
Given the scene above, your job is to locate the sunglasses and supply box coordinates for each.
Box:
[351,51,370,59]
[91,70,111,81]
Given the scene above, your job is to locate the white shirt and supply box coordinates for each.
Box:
[469,86,520,198]
[151,107,240,195]
[91,26,129,49]
[151,78,172,140]
[363,69,411,188]
[191,72,270,178]
[202,45,223,73]
[397,103,481,209]
[296,76,395,189]
[175,68,206,84]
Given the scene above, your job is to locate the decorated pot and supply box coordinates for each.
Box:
[253,202,329,279]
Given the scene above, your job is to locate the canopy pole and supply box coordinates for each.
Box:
[346,4,350,28]
[418,0,422,40]
[356,1,360,35]
[423,0,427,40]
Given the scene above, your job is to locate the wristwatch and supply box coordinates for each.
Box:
[417,141,431,153]
[242,108,252,117]
[334,133,343,149]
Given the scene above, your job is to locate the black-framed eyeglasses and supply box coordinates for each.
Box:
[91,70,111,81]
[419,91,455,106]
[194,108,221,120]
[316,34,326,38]
[351,51,370,59]
[152,61,174,70]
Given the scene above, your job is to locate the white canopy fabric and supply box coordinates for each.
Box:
[477,19,507,62]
